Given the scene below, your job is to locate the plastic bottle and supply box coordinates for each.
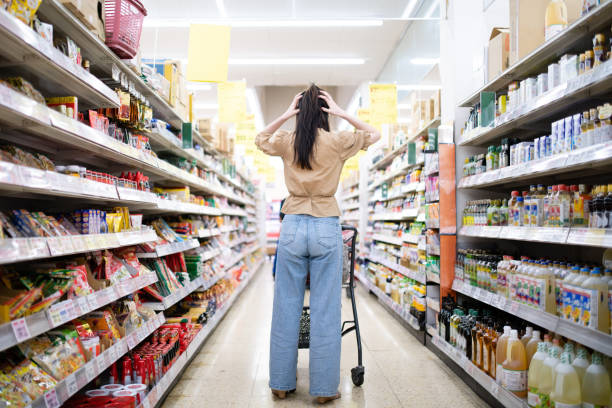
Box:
[509,191,519,226]
[582,352,612,408]
[549,184,560,227]
[558,184,572,227]
[545,0,568,40]
[500,199,509,226]
[563,342,576,363]
[571,347,590,385]
[525,330,541,364]
[521,326,533,346]
[527,342,548,407]
[524,190,532,227]
[594,185,608,228]
[550,352,582,407]
[562,266,581,320]
[483,321,493,375]
[582,267,610,333]
[605,183,612,228]
[496,326,511,386]
[502,329,528,397]
[538,344,560,407]
[543,185,553,226]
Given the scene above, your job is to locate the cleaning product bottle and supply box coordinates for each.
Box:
[527,342,548,407]
[496,326,511,386]
[502,329,528,397]
[521,326,533,346]
[582,352,612,408]
[545,0,568,41]
[571,347,590,385]
[582,267,610,333]
[550,352,582,407]
[538,344,560,407]
[526,330,541,364]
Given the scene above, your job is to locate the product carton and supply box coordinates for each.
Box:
[508,0,548,66]
[487,27,510,81]
[61,0,105,41]
[432,89,441,119]
[163,60,182,107]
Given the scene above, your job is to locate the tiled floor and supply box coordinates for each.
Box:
[161,263,490,407]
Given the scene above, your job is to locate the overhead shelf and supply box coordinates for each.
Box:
[458,61,612,146]
[451,279,612,356]
[0,9,119,109]
[372,233,403,246]
[136,238,200,258]
[368,160,423,191]
[371,208,419,221]
[457,2,612,107]
[342,190,359,200]
[369,181,425,202]
[0,272,158,352]
[368,254,426,284]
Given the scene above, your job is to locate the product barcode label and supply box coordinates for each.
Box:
[44,389,60,408]
[76,296,89,315]
[85,361,96,382]
[65,373,78,396]
[11,318,31,342]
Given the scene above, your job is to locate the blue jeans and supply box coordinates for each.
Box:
[269,214,342,397]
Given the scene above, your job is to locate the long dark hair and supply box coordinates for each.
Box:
[294,84,329,170]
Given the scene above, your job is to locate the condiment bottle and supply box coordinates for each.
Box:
[538,343,560,407]
[550,352,582,407]
[495,325,511,386]
[571,346,590,385]
[582,352,612,408]
[525,330,541,364]
[502,329,528,397]
[527,342,548,407]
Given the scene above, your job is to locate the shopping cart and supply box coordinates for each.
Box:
[297,225,364,386]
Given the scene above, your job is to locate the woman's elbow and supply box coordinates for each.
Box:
[371,131,381,144]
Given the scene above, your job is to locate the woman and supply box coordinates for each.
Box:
[255,84,380,404]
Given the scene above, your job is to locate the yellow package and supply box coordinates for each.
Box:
[8,0,42,25]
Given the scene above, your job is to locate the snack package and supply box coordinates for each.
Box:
[11,359,57,399]
[0,372,34,407]
[7,0,42,25]
[31,336,87,380]
[0,77,45,103]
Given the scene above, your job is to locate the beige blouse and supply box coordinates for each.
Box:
[255,129,375,217]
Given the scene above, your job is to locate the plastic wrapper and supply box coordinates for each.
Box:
[11,359,57,400]
[0,372,34,407]
[32,336,86,380]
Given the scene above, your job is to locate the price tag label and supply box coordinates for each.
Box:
[11,317,31,342]
[142,397,151,408]
[490,382,500,397]
[88,294,99,311]
[85,361,96,382]
[127,333,136,349]
[65,300,76,320]
[510,302,520,314]
[47,303,65,327]
[483,291,493,304]
[65,373,78,396]
[44,389,61,408]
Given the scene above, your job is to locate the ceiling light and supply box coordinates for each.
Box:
[424,0,440,18]
[215,0,227,18]
[396,84,441,91]
[228,58,365,65]
[143,19,383,28]
[194,103,219,110]
[410,58,439,65]
[401,0,418,19]
[187,83,213,91]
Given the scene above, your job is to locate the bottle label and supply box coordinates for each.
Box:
[552,403,580,408]
[483,347,489,372]
[502,368,527,392]
[527,387,540,407]
[537,392,550,408]
[579,288,599,329]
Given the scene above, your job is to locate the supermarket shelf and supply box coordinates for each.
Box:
[221,207,248,217]
[0,8,119,109]
[220,226,239,233]
[0,272,158,352]
[343,201,360,211]
[246,227,256,234]
[372,233,403,246]
[458,2,612,107]
[427,272,440,284]
[136,238,201,258]
[224,244,262,271]
[342,190,359,200]
[149,200,222,216]
[143,274,212,311]
[196,248,221,262]
[368,254,426,284]
[427,297,440,313]
[451,279,612,356]
[403,234,421,244]
[247,216,257,223]
[458,142,612,189]
[369,181,426,203]
[371,208,419,221]
[228,236,250,248]
[458,60,612,146]
[370,117,440,170]
[368,161,423,191]
[28,312,166,408]
[459,225,612,248]
[37,0,182,127]
[0,229,158,265]
[140,260,265,408]
[342,215,359,222]
[428,334,526,408]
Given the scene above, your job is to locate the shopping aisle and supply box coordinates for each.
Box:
[161,262,489,407]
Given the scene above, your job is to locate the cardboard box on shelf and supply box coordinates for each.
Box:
[61,0,105,41]
[197,118,212,134]
[163,60,182,107]
[432,89,441,119]
[508,0,547,66]
[215,125,231,153]
[487,27,510,81]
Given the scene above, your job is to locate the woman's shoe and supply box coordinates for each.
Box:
[271,389,296,399]
[316,392,341,404]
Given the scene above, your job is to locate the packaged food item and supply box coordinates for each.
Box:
[7,0,42,25]
[0,77,45,104]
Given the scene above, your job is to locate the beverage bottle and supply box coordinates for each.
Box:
[520,326,533,346]
[509,191,519,226]
[516,196,525,227]
[527,342,548,407]
[502,329,528,397]
[476,322,485,370]
[572,267,591,324]
[550,352,582,407]
[558,184,572,227]
[549,184,559,227]
[606,268,612,335]
[571,347,590,385]
[539,260,557,314]
[578,184,591,227]
[524,191,532,227]
[582,352,612,408]
[500,199,509,226]
[553,261,563,315]
[490,329,498,380]
[538,344,560,407]
[562,265,580,320]
[525,330,541,364]
[545,0,568,40]
[487,199,495,226]
[605,183,612,228]
[594,185,607,228]
[563,341,576,362]
[471,319,480,366]
[483,320,493,375]
[582,267,610,333]
[543,185,553,226]
[496,326,511,386]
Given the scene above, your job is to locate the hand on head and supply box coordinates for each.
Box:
[283,92,303,119]
[318,90,345,117]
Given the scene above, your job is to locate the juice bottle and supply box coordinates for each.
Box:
[520,326,533,346]
[538,344,560,407]
[500,199,509,226]
[537,260,557,314]
[549,184,560,227]
[527,342,548,407]
[502,329,528,397]
[558,184,572,227]
[572,267,591,324]
[476,322,485,370]
[509,191,519,226]
[572,184,591,227]
[571,347,590,385]
[516,196,525,227]
[563,341,576,362]
[562,266,581,320]
[543,185,553,226]
[582,352,612,408]
[526,330,541,364]
[545,0,568,41]
[524,190,532,227]
[496,326,511,386]
[490,330,498,380]
[483,321,493,375]
[582,267,610,333]
[550,352,582,407]
[605,183,612,228]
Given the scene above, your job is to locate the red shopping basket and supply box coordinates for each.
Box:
[104,0,147,59]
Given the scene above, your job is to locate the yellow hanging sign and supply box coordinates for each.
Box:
[236,114,256,145]
[187,24,231,83]
[369,83,397,128]
[218,81,246,123]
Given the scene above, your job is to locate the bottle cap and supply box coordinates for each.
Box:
[510,329,518,339]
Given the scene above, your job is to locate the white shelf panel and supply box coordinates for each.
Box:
[451,279,612,356]
[0,272,158,352]
[368,254,426,284]
[402,234,421,244]
[143,275,209,311]
[220,208,248,217]
[371,208,419,221]
[136,238,201,258]
[0,229,158,265]
[371,233,403,246]
[343,201,360,210]
[342,190,360,200]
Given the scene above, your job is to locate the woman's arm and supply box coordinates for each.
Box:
[261,93,302,135]
[319,90,381,144]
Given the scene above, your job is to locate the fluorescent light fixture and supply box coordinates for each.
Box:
[397,84,441,91]
[397,104,411,110]
[401,0,418,19]
[424,0,440,18]
[187,82,213,91]
[194,103,219,110]
[228,58,365,65]
[246,88,265,131]
[410,57,439,65]
[215,0,227,18]
[143,19,382,28]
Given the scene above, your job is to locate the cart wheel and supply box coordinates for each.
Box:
[351,366,365,386]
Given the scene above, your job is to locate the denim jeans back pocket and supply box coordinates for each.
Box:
[279,220,299,245]
[315,220,339,249]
